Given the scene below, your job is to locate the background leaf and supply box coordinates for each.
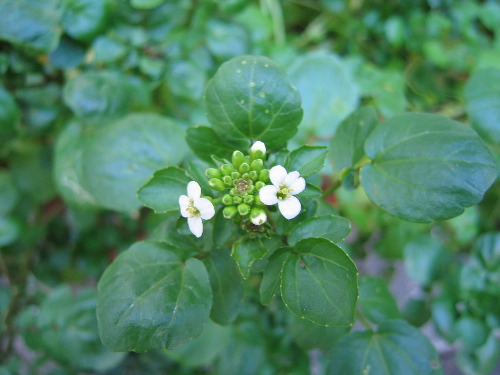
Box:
[358,276,401,325]
[288,215,351,246]
[186,126,239,162]
[288,146,328,178]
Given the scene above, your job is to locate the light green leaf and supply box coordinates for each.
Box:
[186,126,240,163]
[361,113,498,222]
[288,146,328,178]
[288,215,351,246]
[97,241,213,352]
[358,276,401,325]
[231,237,270,279]
[259,248,290,305]
[0,217,19,247]
[454,316,488,351]
[62,0,108,42]
[82,113,187,212]
[0,86,19,139]
[204,55,303,149]
[0,172,18,215]
[464,68,500,145]
[330,106,378,173]
[0,0,62,53]
[280,238,358,326]
[328,320,443,375]
[457,332,500,375]
[138,167,191,213]
[204,249,243,325]
[212,208,237,248]
[92,36,127,64]
[130,0,165,10]
[289,314,350,350]
[168,61,206,100]
[206,19,250,61]
[299,183,322,199]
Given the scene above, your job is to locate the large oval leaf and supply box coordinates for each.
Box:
[97,241,212,352]
[280,238,358,326]
[288,215,351,246]
[328,320,443,375]
[361,113,498,222]
[204,55,303,149]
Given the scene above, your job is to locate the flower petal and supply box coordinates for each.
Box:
[251,212,267,225]
[283,171,300,187]
[277,196,301,219]
[187,181,201,200]
[187,216,203,238]
[251,141,266,153]
[195,198,215,220]
[289,176,306,195]
[259,185,279,205]
[179,195,190,217]
[269,165,287,187]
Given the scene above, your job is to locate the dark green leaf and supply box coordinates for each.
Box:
[298,183,322,199]
[212,208,237,248]
[204,55,303,149]
[289,313,350,350]
[431,297,457,342]
[402,298,431,327]
[61,0,108,42]
[204,249,243,325]
[0,172,18,215]
[82,114,187,212]
[231,237,270,279]
[330,106,378,173]
[288,215,351,246]
[206,19,250,61]
[186,126,239,162]
[0,216,19,246]
[328,320,443,375]
[97,241,212,352]
[361,113,498,222]
[454,316,488,351]
[0,86,19,138]
[358,276,401,325]
[464,68,500,144]
[259,248,290,305]
[49,36,86,69]
[168,61,206,100]
[138,167,191,213]
[130,0,165,9]
[288,146,328,178]
[92,36,128,64]
[0,0,62,53]
[281,238,358,326]
[457,332,500,375]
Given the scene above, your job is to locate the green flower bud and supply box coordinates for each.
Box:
[255,181,265,191]
[233,195,242,204]
[254,194,264,206]
[241,172,250,180]
[249,170,258,181]
[220,164,234,176]
[250,141,266,161]
[230,188,238,195]
[205,168,221,179]
[222,194,233,205]
[209,178,226,191]
[231,171,241,180]
[223,206,237,219]
[247,184,255,194]
[237,203,251,216]
[250,159,263,171]
[222,175,233,186]
[250,207,267,225]
[244,195,254,204]
[259,169,269,182]
[239,162,250,173]
[232,151,246,169]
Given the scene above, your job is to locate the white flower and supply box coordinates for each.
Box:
[251,211,267,225]
[251,141,266,155]
[259,165,305,220]
[179,181,215,237]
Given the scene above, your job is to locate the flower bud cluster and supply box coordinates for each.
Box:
[205,142,269,226]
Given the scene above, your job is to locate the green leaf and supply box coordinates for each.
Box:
[61,0,108,42]
[289,313,350,350]
[0,216,19,246]
[464,68,500,145]
[457,332,500,375]
[328,320,443,375]
[330,106,378,173]
[206,19,250,61]
[186,126,239,163]
[288,215,351,246]
[82,114,187,212]
[0,87,19,139]
[0,0,62,53]
[130,0,165,10]
[298,183,322,199]
[259,248,290,305]
[231,237,270,279]
[212,208,237,248]
[361,113,498,222]
[92,36,127,64]
[204,249,243,325]
[431,297,457,342]
[358,276,401,325]
[288,53,359,138]
[204,55,303,149]
[167,61,206,100]
[0,172,18,215]
[288,146,328,178]
[454,316,488,351]
[97,241,213,352]
[138,167,191,213]
[280,238,358,326]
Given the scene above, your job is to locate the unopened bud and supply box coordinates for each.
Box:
[241,172,250,179]
[232,151,246,169]
[254,194,264,206]
[233,195,242,204]
[249,170,258,181]
[237,203,251,216]
[244,195,254,204]
[259,169,269,182]
[231,171,241,180]
[222,175,233,186]
[255,181,265,191]
[247,184,255,194]
[239,162,250,173]
[222,194,233,205]
[209,178,226,191]
[250,141,266,160]
[223,206,237,219]
[250,207,267,225]
[220,164,234,176]
[230,188,238,195]
[250,159,263,171]
[205,168,221,179]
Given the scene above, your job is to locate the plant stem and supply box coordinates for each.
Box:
[356,309,373,331]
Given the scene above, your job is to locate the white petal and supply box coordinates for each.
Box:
[283,171,300,187]
[289,176,306,195]
[251,141,266,153]
[251,212,267,225]
[277,196,301,219]
[259,185,279,205]
[195,198,215,220]
[187,181,201,200]
[187,216,203,237]
[179,195,190,218]
[269,165,287,187]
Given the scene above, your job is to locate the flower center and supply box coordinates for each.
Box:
[234,178,251,195]
[277,184,292,200]
[186,200,200,218]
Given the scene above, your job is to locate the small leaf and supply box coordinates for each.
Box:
[138,167,191,213]
[0,86,19,139]
[231,237,270,279]
[288,146,328,178]
[61,0,108,42]
[358,276,401,325]
[280,238,358,326]
[0,216,19,246]
[361,113,498,222]
[330,106,378,173]
[259,248,290,305]
[0,171,18,215]
[288,215,351,246]
[299,183,322,199]
[97,241,212,352]
[289,314,350,350]
[212,208,237,248]
[204,249,243,325]
[186,126,240,162]
[328,320,443,375]
[130,0,165,9]
[204,55,303,149]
